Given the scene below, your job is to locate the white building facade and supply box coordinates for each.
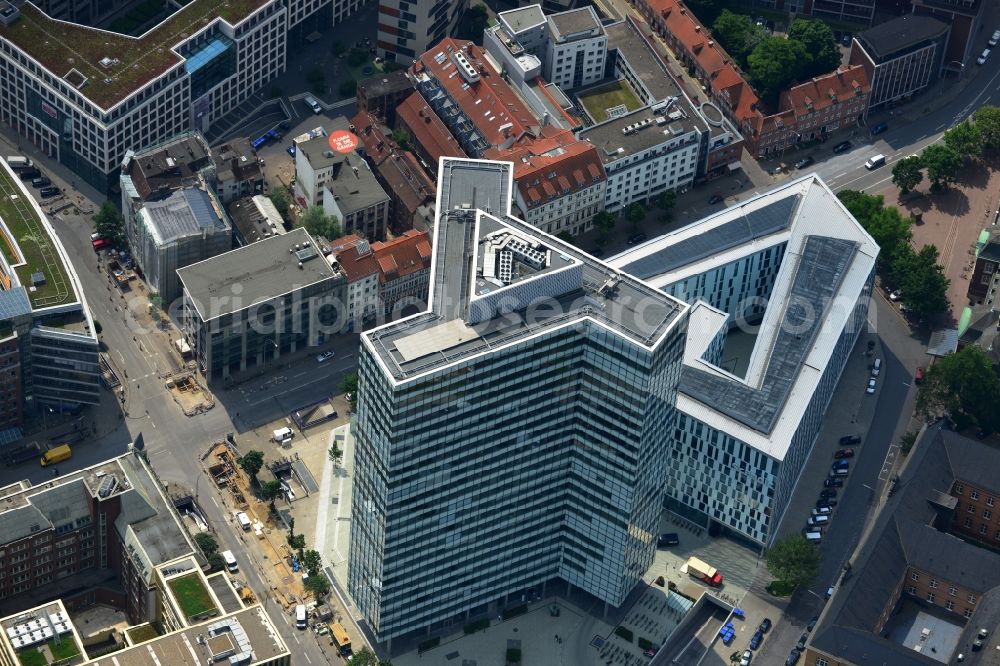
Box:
[545,7,607,90]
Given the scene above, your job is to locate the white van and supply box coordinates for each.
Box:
[804,531,822,543]
[808,515,830,527]
[865,154,886,170]
[295,604,308,629]
[871,358,881,377]
[811,507,832,517]
[222,550,238,573]
[272,427,293,444]
[303,95,322,114]
[235,511,252,531]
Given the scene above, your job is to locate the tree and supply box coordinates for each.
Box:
[748,37,809,104]
[339,79,357,97]
[289,533,306,550]
[299,205,341,240]
[304,572,331,597]
[207,552,226,572]
[920,144,962,191]
[593,211,616,248]
[656,190,677,224]
[350,647,393,666]
[260,479,283,510]
[269,188,290,223]
[766,535,821,589]
[341,371,358,410]
[627,202,645,232]
[391,128,412,151]
[786,19,841,77]
[94,201,126,247]
[238,450,265,480]
[943,121,983,159]
[837,191,913,268]
[328,443,343,467]
[456,4,489,43]
[917,345,1000,432]
[193,532,218,556]
[347,48,368,67]
[301,549,323,576]
[711,11,767,67]
[973,105,1000,152]
[891,156,924,194]
[895,244,950,320]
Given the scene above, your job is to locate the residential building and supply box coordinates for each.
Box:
[609,174,878,545]
[544,7,607,90]
[332,238,380,330]
[228,195,287,246]
[411,39,608,232]
[356,71,414,126]
[212,137,264,204]
[375,0,466,64]
[321,153,390,241]
[394,91,468,169]
[579,102,702,213]
[295,120,350,208]
[177,228,346,382]
[348,157,691,650]
[0,159,99,426]
[0,0,287,193]
[849,15,950,112]
[912,0,987,71]
[379,152,437,233]
[121,180,232,304]
[634,0,870,157]
[806,428,1000,666]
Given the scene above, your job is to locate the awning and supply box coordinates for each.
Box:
[727,161,743,172]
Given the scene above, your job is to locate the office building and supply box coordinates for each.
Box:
[544,7,607,90]
[375,0,466,64]
[849,15,950,112]
[0,0,287,193]
[807,428,1000,666]
[0,159,99,427]
[178,228,346,382]
[609,174,878,545]
[348,157,691,649]
[228,195,287,246]
[912,0,986,71]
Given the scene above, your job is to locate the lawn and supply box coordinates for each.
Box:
[16,637,80,666]
[578,81,643,123]
[16,650,45,666]
[168,574,217,619]
[47,638,80,661]
[0,166,72,309]
[126,624,159,644]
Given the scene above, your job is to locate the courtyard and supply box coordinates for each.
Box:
[578,80,643,123]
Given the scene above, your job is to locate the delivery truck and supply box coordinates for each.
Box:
[331,622,351,655]
[40,444,72,467]
[685,556,723,586]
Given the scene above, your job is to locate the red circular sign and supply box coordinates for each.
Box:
[328,130,360,153]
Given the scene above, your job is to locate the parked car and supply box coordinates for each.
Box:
[816,498,838,509]
[870,122,888,135]
[739,649,752,666]
[833,141,852,154]
[785,650,801,666]
[978,48,991,66]
[758,618,772,634]
[749,629,764,649]
[831,467,849,478]
[627,233,648,245]
[914,367,924,384]
[866,378,877,394]
[657,533,680,547]
[834,448,854,459]
[871,358,881,377]
[824,477,844,488]
[708,193,724,204]
[807,616,818,631]
[832,459,850,470]
[840,434,861,445]
[31,176,51,188]
[820,489,838,499]
[316,351,335,363]
[287,145,296,156]
[812,507,832,516]
[990,30,1000,47]
[889,289,902,301]
[796,633,809,650]
[825,586,834,599]
[794,156,815,170]
[39,186,60,198]
[18,168,40,180]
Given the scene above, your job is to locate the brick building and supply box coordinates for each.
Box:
[394,91,467,169]
[356,71,414,127]
[806,428,1000,666]
[967,229,1000,305]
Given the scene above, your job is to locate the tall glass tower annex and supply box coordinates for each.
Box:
[348,158,690,648]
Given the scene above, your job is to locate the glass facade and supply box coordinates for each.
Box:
[349,316,688,644]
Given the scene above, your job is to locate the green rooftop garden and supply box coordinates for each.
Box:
[0,167,72,309]
[16,636,81,666]
[578,80,643,123]
[125,624,159,645]
[1,0,269,109]
[168,574,217,620]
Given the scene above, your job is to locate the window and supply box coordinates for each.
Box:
[946,600,954,611]
[988,497,995,507]
[950,587,957,596]
[927,592,935,603]
[985,510,993,520]
[956,483,965,494]
[965,517,973,528]
[982,525,990,535]
[971,490,980,500]
[969,594,977,604]
[816,660,828,666]
[965,608,974,618]
[908,585,917,595]
[929,579,938,589]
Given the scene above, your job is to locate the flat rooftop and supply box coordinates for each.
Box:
[0,0,270,110]
[177,227,340,321]
[498,4,546,34]
[606,20,691,104]
[548,7,603,40]
[856,14,950,60]
[141,186,229,246]
[580,103,701,164]
[364,158,687,383]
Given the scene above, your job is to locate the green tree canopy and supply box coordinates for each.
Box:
[329,443,343,467]
[973,105,1000,152]
[349,647,393,666]
[238,450,265,480]
[627,202,646,230]
[917,345,1000,432]
[837,191,913,267]
[456,4,489,43]
[94,201,126,247]
[268,188,290,223]
[748,37,809,104]
[304,572,331,597]
[920,144,962,190]
[786,19,841,77]
[260,479,283,507]
[301,549,323,576]
[943,120,983,159]
[194,532,218,556]
[207,552,226,572]
[299,205,341,240]
[891,156,924,194]
[766,535,821,589]
[711,10,767,67]
[894,244,950,320]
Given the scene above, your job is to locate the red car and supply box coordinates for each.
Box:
[92,238,109,252]
[914,367,924,384]
[834,448,855,459]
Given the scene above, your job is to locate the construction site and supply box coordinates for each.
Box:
[165,370,215,416]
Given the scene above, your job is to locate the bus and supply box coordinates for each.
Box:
[331,622,351,655]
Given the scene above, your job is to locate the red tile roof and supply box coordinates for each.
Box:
[484,129,606,209]
[351,111,395,166]
[333,243,380,282]
[373,230,432,282]
[779,65,871,117]
[412,39,540,147]
[396,92,467,164]
[379,151,435,215]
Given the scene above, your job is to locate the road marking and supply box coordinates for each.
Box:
[211,496,220,509]
[304,654,312,664]
[294,371,307,378]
